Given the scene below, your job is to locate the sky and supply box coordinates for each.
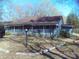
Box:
[1,0,79,21]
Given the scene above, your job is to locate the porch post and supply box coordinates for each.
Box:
[22,25,24,34]
[32,25,34,36]
[14,26,16,34]
[43,25,45,38]
[49,25,51,37]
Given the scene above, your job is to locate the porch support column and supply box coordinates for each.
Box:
[50,25,53,38]
[22,25,24,34]
[22,25,24,30]
[32,25,34,36]
[14,26,16,34]
[43,25,45,38]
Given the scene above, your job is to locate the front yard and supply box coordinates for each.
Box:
[0,35,79,59]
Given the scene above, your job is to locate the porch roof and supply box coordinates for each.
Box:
[7,22,57,27]
[62,24,73,28]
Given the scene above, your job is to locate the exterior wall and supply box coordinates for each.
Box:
[27,28,55,37]
[6,25,57,38]
[53,19,63,38]
[6,28,25,35]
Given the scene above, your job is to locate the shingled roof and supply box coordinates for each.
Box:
[5,16,63,26]
[34,16,63,22]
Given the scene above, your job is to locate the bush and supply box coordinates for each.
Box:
[60,30,70,38]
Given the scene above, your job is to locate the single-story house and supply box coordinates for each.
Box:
[4,16,73,38]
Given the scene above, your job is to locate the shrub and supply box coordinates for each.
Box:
[60,30,70,38]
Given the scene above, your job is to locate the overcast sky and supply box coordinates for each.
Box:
[1,0,79,21]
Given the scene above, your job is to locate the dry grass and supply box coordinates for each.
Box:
[0,35,79,59]
[0,35,50,59]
